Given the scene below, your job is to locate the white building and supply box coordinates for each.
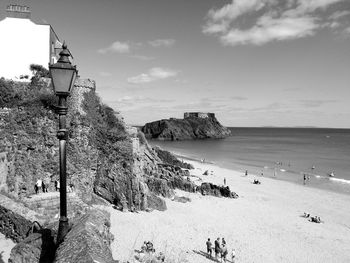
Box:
[0,2,61,80]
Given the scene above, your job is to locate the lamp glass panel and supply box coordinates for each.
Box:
[50,68,75,94]
[69,70,77,93]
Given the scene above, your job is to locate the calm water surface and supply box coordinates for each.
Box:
[149,128,350,195]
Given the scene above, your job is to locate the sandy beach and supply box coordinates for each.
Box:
[106,160,350,263]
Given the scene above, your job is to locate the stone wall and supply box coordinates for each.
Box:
[0,194,45,242]
[69,78,96,115]
[22,192,90,222]
[184,112,215,119]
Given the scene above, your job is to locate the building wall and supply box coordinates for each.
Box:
[0,17,51,80]
[184,112,215,119]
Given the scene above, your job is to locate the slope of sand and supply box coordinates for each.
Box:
[106,160,350,263]
[0,233,15,262]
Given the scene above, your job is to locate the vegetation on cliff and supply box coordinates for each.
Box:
[0,78,197,212]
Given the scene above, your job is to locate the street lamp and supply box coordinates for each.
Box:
[49,42,77,244]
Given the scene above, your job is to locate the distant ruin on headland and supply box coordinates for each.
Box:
[184,112,215,119]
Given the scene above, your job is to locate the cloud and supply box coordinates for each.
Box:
[203,0,347,46]
[329,10,350,20]
[98,41,130,54]
[127,67,178,84]
[148,39,176,47]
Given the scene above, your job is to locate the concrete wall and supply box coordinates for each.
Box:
[0,17,51,80]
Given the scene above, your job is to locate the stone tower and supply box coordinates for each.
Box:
[6,0,31,19]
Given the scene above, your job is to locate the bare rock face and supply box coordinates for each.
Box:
[54,209,115,263]
[141,114,231,141]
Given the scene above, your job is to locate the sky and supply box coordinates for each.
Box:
[1,0,350,128]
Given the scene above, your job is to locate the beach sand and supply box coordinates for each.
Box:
[0,233,15,262]
[106,160,350,263]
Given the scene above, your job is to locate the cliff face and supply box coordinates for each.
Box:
[141,115,231,140]
[0,78,195,212]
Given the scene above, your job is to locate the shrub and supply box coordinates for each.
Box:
[29,64,50,78]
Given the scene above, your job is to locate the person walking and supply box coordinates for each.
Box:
[245,170,248,176]
[221,237,226,246]
[36,179,42,193]
[221,244,228,262]
[224,178,226,185]
[42,181,46,193]
[206,238,212,258]
[214,238,221,260]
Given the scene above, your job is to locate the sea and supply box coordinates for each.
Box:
[149,128,350,195]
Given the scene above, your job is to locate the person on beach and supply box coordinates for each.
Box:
[222,237,226,246]
[206,238,212,258]
[224,178,226,185]
[231,249,236,262]
[221,244,228,262]
[245,170,248,176]
[214,238,221,260]
[303,174,306,185]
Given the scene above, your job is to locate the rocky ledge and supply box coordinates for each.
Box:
[141,112,231,140]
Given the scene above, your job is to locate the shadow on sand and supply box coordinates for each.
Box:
[192,250,234,263]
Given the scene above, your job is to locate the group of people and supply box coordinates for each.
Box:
[303,212,322,223]
[34,179,60,194]
[253,179,261,184]
[303,173,311,184]
[34,179,47,194]
[140,241,156,253]
[206,237,235,262]
[136,241,165,262]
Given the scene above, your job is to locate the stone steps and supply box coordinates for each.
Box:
[22,192,90,222]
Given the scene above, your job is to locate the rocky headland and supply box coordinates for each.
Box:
[141,112,231,140]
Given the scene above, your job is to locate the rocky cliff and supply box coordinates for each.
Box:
[141,115,231,140]
[0,77,196,213]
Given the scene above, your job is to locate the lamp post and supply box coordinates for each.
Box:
[49,43,77,244]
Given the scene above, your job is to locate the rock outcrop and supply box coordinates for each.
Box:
[54,209,115,263]
[199,183,239,198]
[141,113,231,140]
